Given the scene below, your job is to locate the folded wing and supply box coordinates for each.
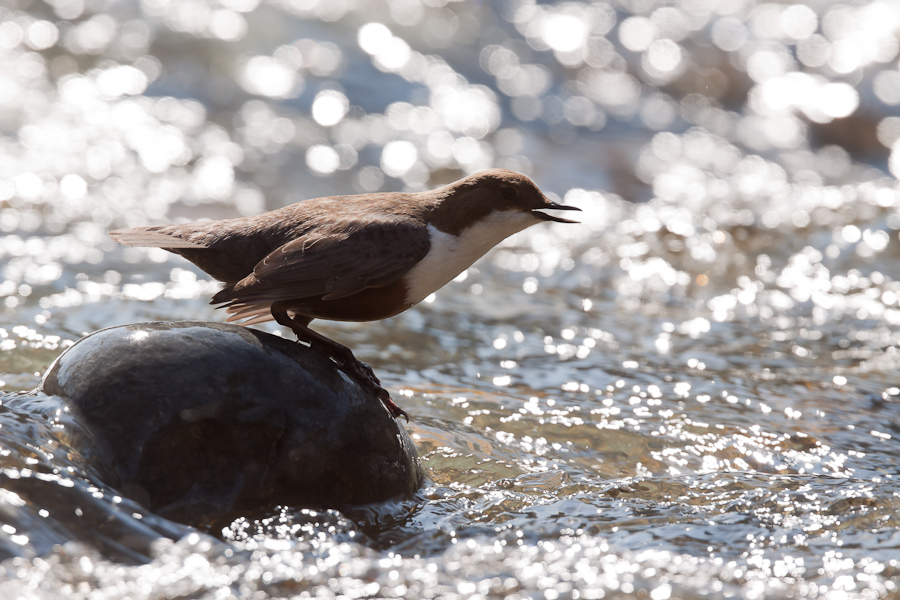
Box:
[212,218,431,322]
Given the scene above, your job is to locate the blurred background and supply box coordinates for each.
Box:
[2,0,900,598]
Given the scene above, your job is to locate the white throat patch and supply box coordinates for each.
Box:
[404,210,538,306]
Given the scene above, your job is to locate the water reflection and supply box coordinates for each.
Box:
[2,0,900,596]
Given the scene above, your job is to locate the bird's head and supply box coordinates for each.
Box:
[430,169,581,236]
[488,169,582,224]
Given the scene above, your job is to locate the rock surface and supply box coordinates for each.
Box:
[36,321,423,529]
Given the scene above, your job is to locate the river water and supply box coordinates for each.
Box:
[2,0,900,597]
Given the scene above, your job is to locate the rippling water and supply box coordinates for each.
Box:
[2,0,900,597]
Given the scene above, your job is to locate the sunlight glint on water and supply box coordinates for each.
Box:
[1,0,900,597]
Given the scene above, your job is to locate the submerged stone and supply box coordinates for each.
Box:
[36,321,423,529]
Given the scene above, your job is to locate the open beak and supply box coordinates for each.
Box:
[533,202,582,224]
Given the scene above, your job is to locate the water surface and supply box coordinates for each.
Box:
[1,0,900,597]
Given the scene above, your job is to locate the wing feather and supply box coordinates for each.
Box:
[109,228,210,249]
[213,218,431,307]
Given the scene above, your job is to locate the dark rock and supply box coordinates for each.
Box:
[36,321,423,529]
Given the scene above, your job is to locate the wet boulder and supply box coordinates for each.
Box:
[36,321,423,529]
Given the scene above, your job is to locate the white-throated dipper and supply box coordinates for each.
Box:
[110,169,580,420]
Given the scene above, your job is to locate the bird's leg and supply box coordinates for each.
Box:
[271,306,408,422]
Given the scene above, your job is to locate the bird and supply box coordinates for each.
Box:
[110,169,581,420]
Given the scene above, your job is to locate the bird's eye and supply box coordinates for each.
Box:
[501,187,518,203]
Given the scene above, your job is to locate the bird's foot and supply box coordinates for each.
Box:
[376,386,410,422]
[353,359,381,386]
[342,355,409,423]
[296,335,409,421]
[273,308,411,421]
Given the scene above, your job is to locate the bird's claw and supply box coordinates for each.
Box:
[347,357,408,422]
[297,334,409,421]
[376,387,409,422]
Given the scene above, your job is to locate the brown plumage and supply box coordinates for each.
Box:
[110,169,580,419]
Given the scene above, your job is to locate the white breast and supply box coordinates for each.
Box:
[404,210,538,306]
